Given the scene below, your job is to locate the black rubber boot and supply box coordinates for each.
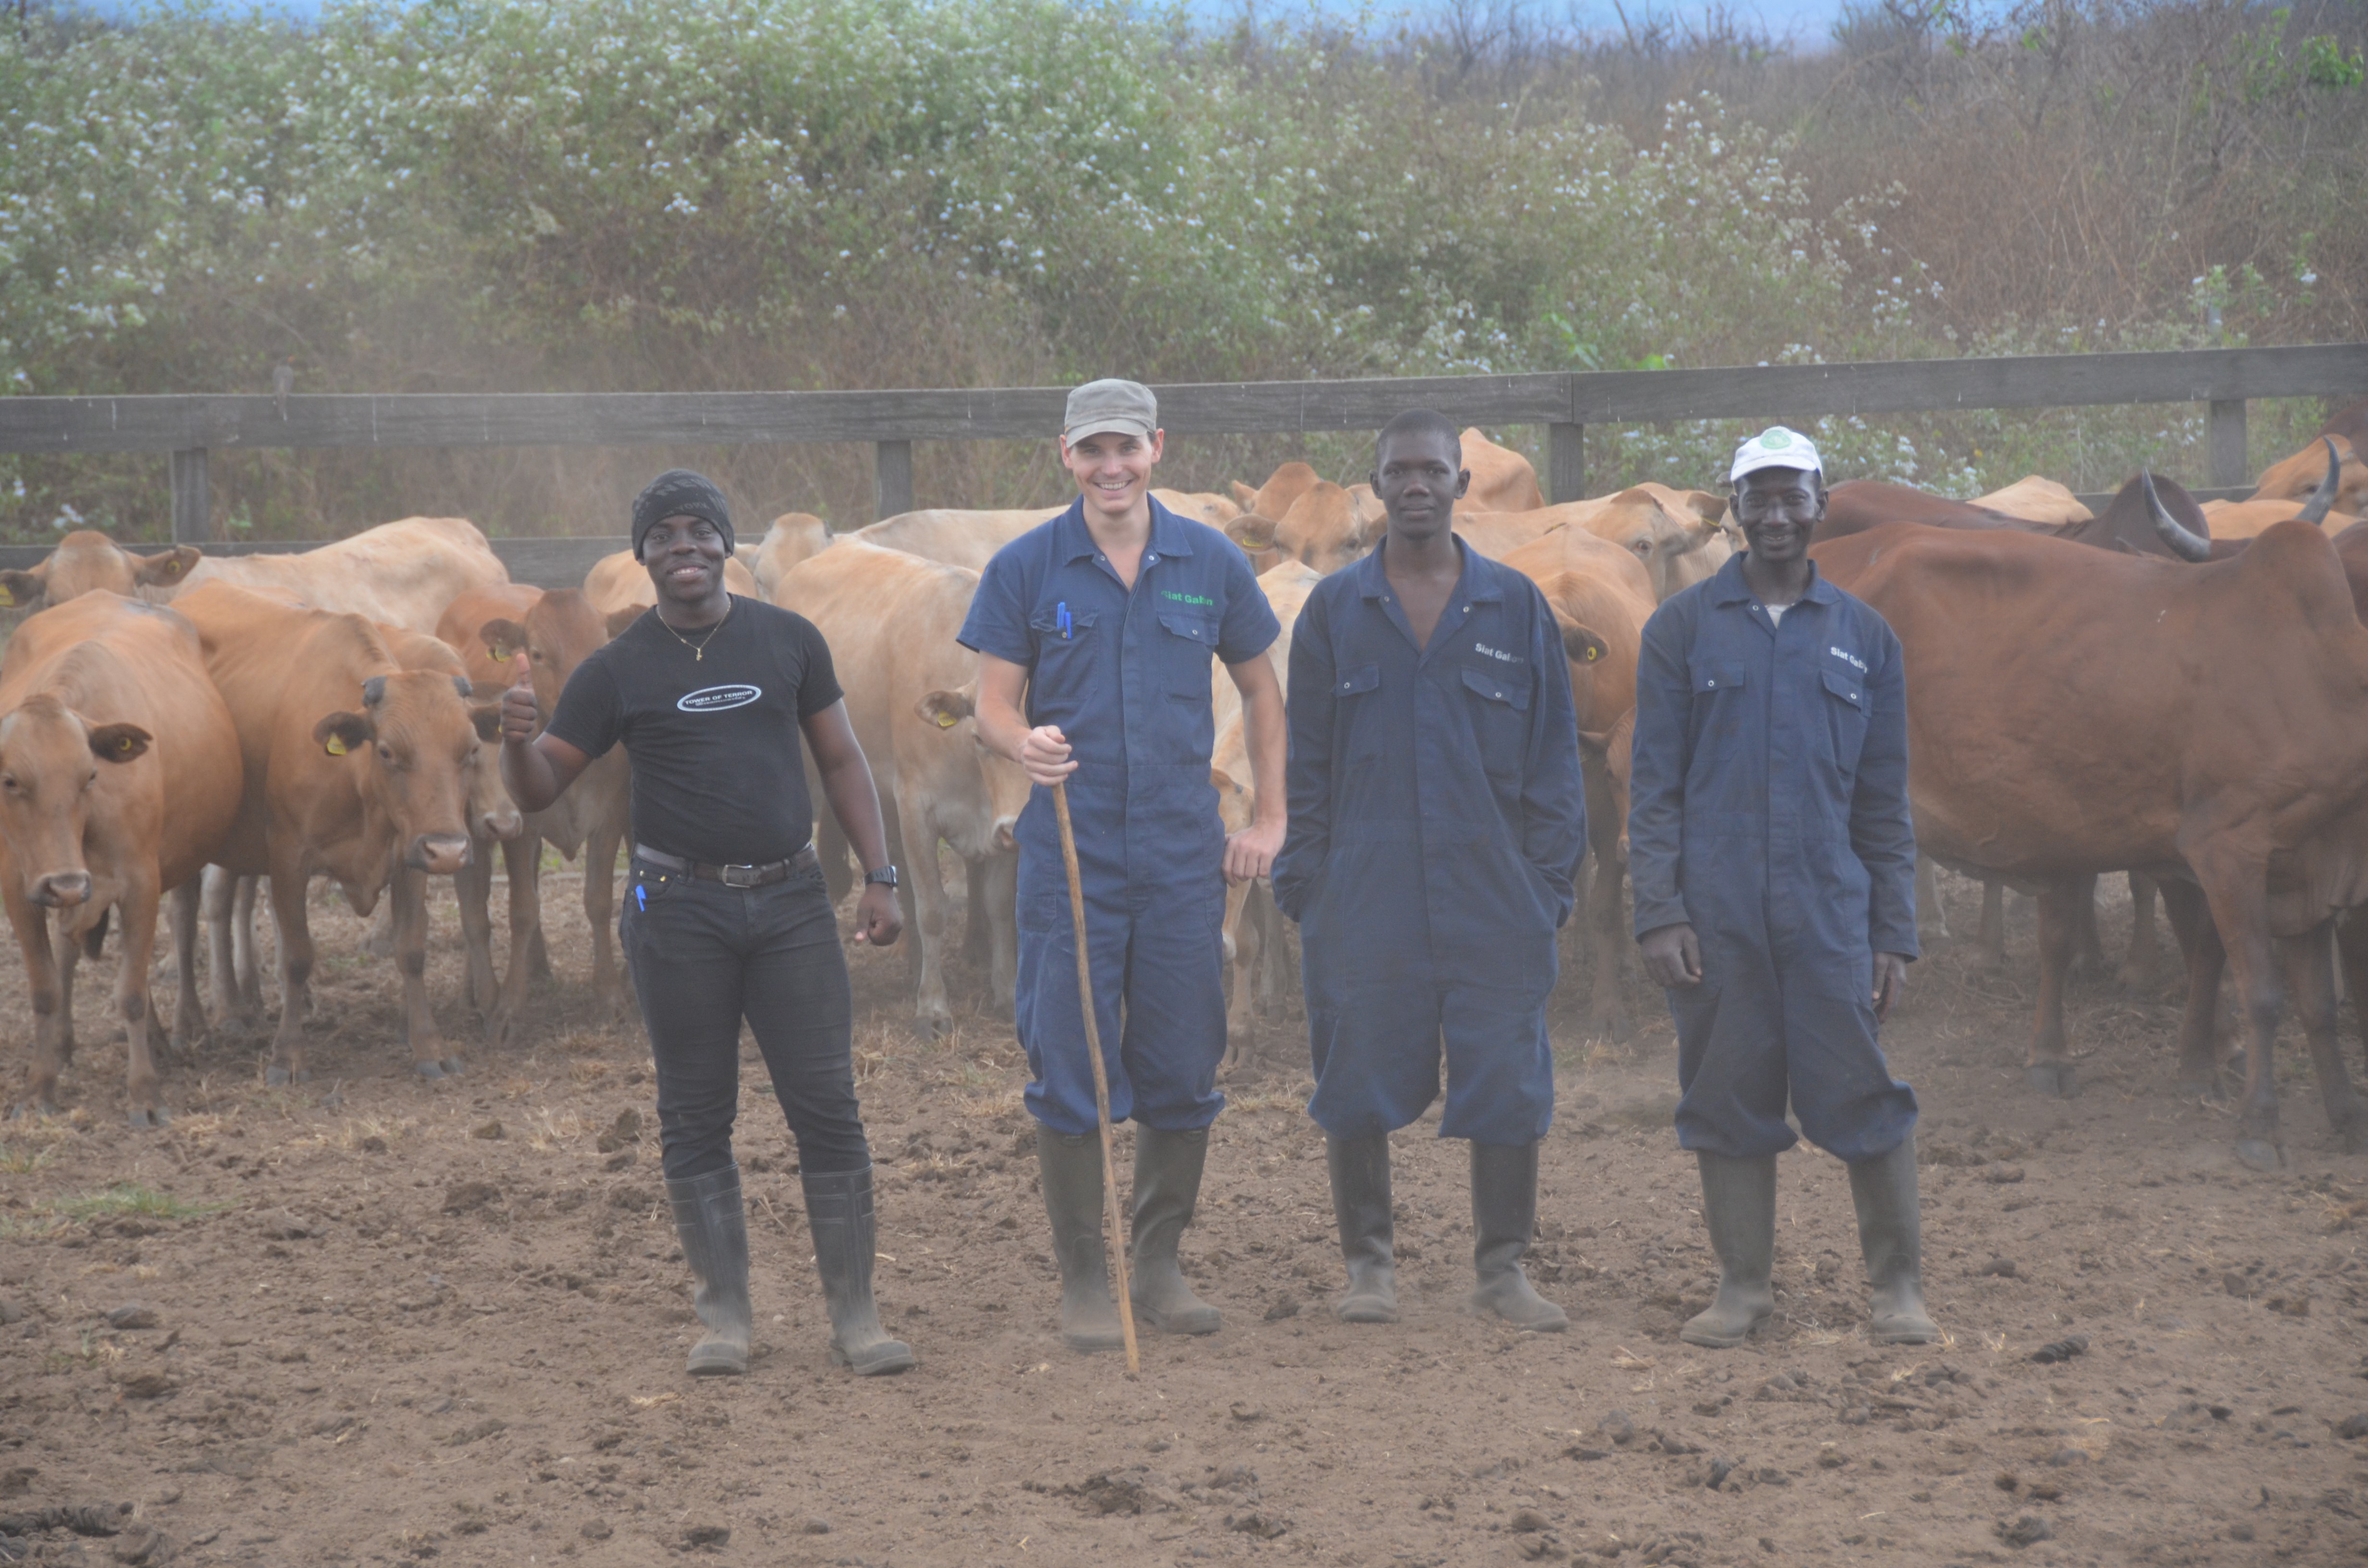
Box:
[1131,1126,1222,1335]
[1849,1134,1939,1345]
[802,1166,916,1376]
[1468,1141,1567,1331]
[1326,1133,1398,1323]
[1036,1126,1124,1353]
[1681,1152,1776,1348]
[666,1164,752,1376]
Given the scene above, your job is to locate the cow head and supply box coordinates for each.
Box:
[914,683,1029,855]
[314,671,500,875]
[0,695,150,910]
[0,534,199,613]
[1232,482,1378,577]
[483,588,614,722]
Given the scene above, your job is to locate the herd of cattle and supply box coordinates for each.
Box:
[2,405,2367,1171]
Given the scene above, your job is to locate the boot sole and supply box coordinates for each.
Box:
[687,1354,748,1376]
[1337,1299,1398,1324]
[1062,1332,1126,1353]
[1135,1308,1221,1336]
[1679,1316,1770,1349]
[1870,1321,1939,1346]
[831,1344,917,1376]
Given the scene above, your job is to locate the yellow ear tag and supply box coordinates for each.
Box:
[489,644,511,663]
[936,712,957,728]
[117,735,136,754]
[0,588,15,608]
[1585,646,1600,661]
[325,735,349,757]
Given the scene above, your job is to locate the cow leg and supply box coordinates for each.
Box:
[264,857,317,1084]
[961,856,993,970]
[899,805,953,1038]
[1220,876,1258,1076]
[362,897,397,959]
[2067,871,2106,978]
[113,878,168,1128]
[2279,922,2367,1152]
[488,833,543,1053]
[1586,842,1631,1041]
[2025,879,2080,1096]
[1915,854,1952,946]
[453,845,497,1017]
[2339,912,2368,1078]
[392,863,459,1078]
[232,873,265,1015]
[200,867,243,1029]
[1974,878,2006,971]
[167,880,206,1054]
[583,814,626,1011]
[2120,871,2165,992]
[2159,879,2231,1097]
[980,849,1017,1018]
[10,897,66,1115]
[1253,882,1290,1017]
[2192,856,2286,1171]
[53,909,82,1069]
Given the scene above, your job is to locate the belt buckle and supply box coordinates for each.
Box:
[718,863,761,888]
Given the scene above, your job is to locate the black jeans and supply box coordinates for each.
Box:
[621,854,869,1182]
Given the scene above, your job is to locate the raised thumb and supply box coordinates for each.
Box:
[510,650,530,686]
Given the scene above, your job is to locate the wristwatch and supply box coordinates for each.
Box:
[863,865,900,888]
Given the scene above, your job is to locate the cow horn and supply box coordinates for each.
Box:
[2296,437,2342,527]
[2143,472,2212,562]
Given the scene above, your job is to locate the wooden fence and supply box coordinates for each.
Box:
[3,343,2363,587]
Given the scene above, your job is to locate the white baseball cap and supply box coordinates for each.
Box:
[1730,426,1823,482]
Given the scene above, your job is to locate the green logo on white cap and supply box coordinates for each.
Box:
[1761,429,1792,449]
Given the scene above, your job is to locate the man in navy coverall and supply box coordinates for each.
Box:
[1628,426,1936,1348]
[1273,409,1588,1331]
[961,379,1286,1354]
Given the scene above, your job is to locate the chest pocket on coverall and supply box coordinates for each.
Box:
[1820,666,1869,778]
[1158,612,1218,699]
[1460,663,1531,778]
[1028,607,1100,689]
[1336,663,1382,762]
[1691,662,1750,762]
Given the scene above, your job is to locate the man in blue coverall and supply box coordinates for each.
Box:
[1628,426,1936,1348]
[1273,409,1588,1331]
[962,379,1287,1353]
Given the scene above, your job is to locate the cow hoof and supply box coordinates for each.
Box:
[2023,1063,2076,1097]
[265,1066,291,1087]
[414,1060,448,1080]
[439,1056,465,1077]
[917,1014,952,1041]
[2176,1075,2224,1101]
[128,1105,169,1130]
[2233,1137,2283,1173]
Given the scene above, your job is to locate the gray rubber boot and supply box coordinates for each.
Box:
[1131,1126,1222,1335]
[1469,1141,1568,1331]
[1037,1127,1124,1353]
[666,1164,752,1376]
[1849,1133,1939,1345]
[802,1166,916,1376]
[1680,1152,1776,1348]
[1327,1133,1398,1323]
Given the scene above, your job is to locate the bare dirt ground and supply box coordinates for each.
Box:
[4,865,2368,1568]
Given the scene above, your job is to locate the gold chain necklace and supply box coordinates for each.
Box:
[658,599,731,662]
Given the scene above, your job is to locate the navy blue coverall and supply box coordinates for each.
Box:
[959,498,1280,1137]
[1627,552,1920,1163]
[1272,539,1588,1144]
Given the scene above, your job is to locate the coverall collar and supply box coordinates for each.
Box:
[1055,493,1194,573]
[1711,550,1839,610]
[1356,533,1502,660]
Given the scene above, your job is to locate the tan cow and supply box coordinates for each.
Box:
[836,509,1064,576]
[1462,487,1730,600]
[0,517,508,633]
[1152,490,1244,528]
[749,513,831,601]
[1209,561,1323,1070]
[1505,528,1659,1039]
[1228,461,1321,525]
[583,547,759,616]
[0,594,241,1125]
[777,540,1032,1032]
[1975,476,2092,525]
[2254,433,2368,516]
[1224,481,1380,577]
[174,582,503,1084]
[457,587,640,1033]
[1458,428,1545,512]
[2201,497,2364,539]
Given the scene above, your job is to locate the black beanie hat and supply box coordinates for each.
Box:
[631,469,735,560]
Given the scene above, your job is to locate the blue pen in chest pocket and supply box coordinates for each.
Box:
[1057,601,1072,641]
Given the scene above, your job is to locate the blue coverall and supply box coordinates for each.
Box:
[1272,539,1588,1144]
[959,498,1281,1137]
[1627,553,1921,1163]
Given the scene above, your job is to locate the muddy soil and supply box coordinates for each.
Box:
[3,865,2367,1568]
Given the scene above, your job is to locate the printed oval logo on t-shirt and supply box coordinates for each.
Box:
[676,684,764,713]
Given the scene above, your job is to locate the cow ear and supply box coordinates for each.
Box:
[1224,514,1277,553]
[480,617,528,664]
[1560,620,1608,665]
[1575,728,1610,760]
[313,712,374,757]
[1228,480,1259,509]
[1209,765,1242,796]
[468,701,503,742]
[0,567,46,610]
[915,689,974,730]
[85,723,152,764]
[605,606,644,640]
[361,675,388,708]
[131,546,201,587]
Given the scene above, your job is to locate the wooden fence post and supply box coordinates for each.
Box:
[1548,423,1585,505]
[170,447,210,543]
[874,440,913,522]
[2207,399,2249,490]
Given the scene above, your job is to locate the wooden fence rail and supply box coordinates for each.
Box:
[3,343,2363,586]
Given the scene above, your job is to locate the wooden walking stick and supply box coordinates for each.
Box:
[1052,779,1140,1373]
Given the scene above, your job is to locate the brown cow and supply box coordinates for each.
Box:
[1228,461,1321,526]
[749,513,832,601]
[0,594,242,1125]
[1152,490,1244,529]
[174,582,504,1084]
[0,517,508,633]
[584,547,758,616]
[1224,481,1380,577]
[2253,433,2367,517]
[463,589,640,1028]
[837,509,1064,576]
[778,540,1032,1032]
[1814,516,2368,1169]
[1458,429,1545,512]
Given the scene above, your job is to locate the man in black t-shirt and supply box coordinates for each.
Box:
[502,469,913,1380]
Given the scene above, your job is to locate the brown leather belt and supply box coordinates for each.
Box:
[635,843,818,888]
